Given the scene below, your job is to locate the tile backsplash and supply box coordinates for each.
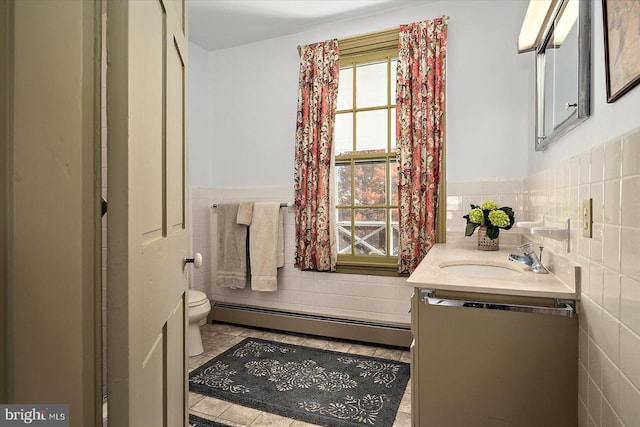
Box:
[190,187,412,325]
[446,178,524,248]
[448,125,640,427]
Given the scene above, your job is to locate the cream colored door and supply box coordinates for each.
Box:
[107,1,189,426]
[3,1,100,425]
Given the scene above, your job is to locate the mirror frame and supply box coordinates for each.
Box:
[535,0,591,151]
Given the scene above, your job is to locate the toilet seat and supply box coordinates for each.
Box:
[188,290,208,308]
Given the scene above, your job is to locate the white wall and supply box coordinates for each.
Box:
[191,0,640,197]
[198,0,531,187]
[188,42,212,188]
[529,0,640,174]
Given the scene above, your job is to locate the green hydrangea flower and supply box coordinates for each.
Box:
[468,207,484,225]
[481,200,499,210]
[488,209,510,228]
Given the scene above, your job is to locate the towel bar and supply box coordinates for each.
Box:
[211,202,292,208]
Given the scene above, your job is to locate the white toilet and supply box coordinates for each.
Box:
[187,290,211,357]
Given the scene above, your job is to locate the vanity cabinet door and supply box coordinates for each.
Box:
[411,289,578,427]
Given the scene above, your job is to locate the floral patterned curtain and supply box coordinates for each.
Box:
[294,39,340,271]
[396,18,447,274]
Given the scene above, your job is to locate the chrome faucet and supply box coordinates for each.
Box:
[507,243,548,274]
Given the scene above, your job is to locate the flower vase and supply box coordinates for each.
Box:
[477,226,499,251]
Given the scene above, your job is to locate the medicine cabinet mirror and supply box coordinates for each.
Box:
[535,0,591,151]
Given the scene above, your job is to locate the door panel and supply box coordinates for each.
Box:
[167,39,185,234]
[165,299,187,426]
[131,0,164,243]
[142,334,164,427]
[107,0,188,425]
[171,0,185,33]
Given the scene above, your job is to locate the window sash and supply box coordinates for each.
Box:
[334,48,398,269]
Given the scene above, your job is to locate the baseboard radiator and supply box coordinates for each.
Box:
[208,302,412,348]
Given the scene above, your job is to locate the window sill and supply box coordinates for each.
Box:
[335,260,407,277]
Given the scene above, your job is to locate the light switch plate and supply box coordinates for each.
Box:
[582,198,592,238]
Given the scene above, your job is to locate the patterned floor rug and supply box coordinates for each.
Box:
[189,337,410,427]
[188,413,231,427]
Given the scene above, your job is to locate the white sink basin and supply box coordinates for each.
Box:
[439,262,523,279]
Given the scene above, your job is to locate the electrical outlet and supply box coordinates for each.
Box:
[582,198,592,238]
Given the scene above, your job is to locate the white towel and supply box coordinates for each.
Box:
[249,202,284,291]
[215,203,248,289]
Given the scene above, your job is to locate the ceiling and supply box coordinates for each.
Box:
[187,0,407,51]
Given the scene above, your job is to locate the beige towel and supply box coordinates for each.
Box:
[237,202,254,225]
[215,203,248,289]
[249,202,284,291]
[277,209,284,268]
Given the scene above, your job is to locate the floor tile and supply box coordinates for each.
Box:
[191,396,232,418]
[188,391,205,407]
[218,403,262,425]
[249,411,295,426]
[189,323,411,427]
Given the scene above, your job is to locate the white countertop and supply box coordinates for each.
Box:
[406,243,578,299]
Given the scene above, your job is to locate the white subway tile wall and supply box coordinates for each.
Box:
[189,187,413,325]
[446,178,524,248]
[521,126,640,427]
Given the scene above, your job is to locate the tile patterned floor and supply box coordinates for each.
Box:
[188,323,412,427]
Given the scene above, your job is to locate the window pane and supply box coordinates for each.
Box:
[335,163,351,206]
[354,161,385,206]
[356,61,387,108]
[390,160,398,205]
[356,110,387,154]
[390,59,397,104]
[337,67,353,111]
[390,107,396,149]
[334,113,353,155]
[354,208,386,256]
[337,208,352,255]
[391,208,399,256]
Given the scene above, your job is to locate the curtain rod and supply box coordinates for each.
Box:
[210,202,293,208]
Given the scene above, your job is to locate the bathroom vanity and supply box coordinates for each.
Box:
[407,244,579,427]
